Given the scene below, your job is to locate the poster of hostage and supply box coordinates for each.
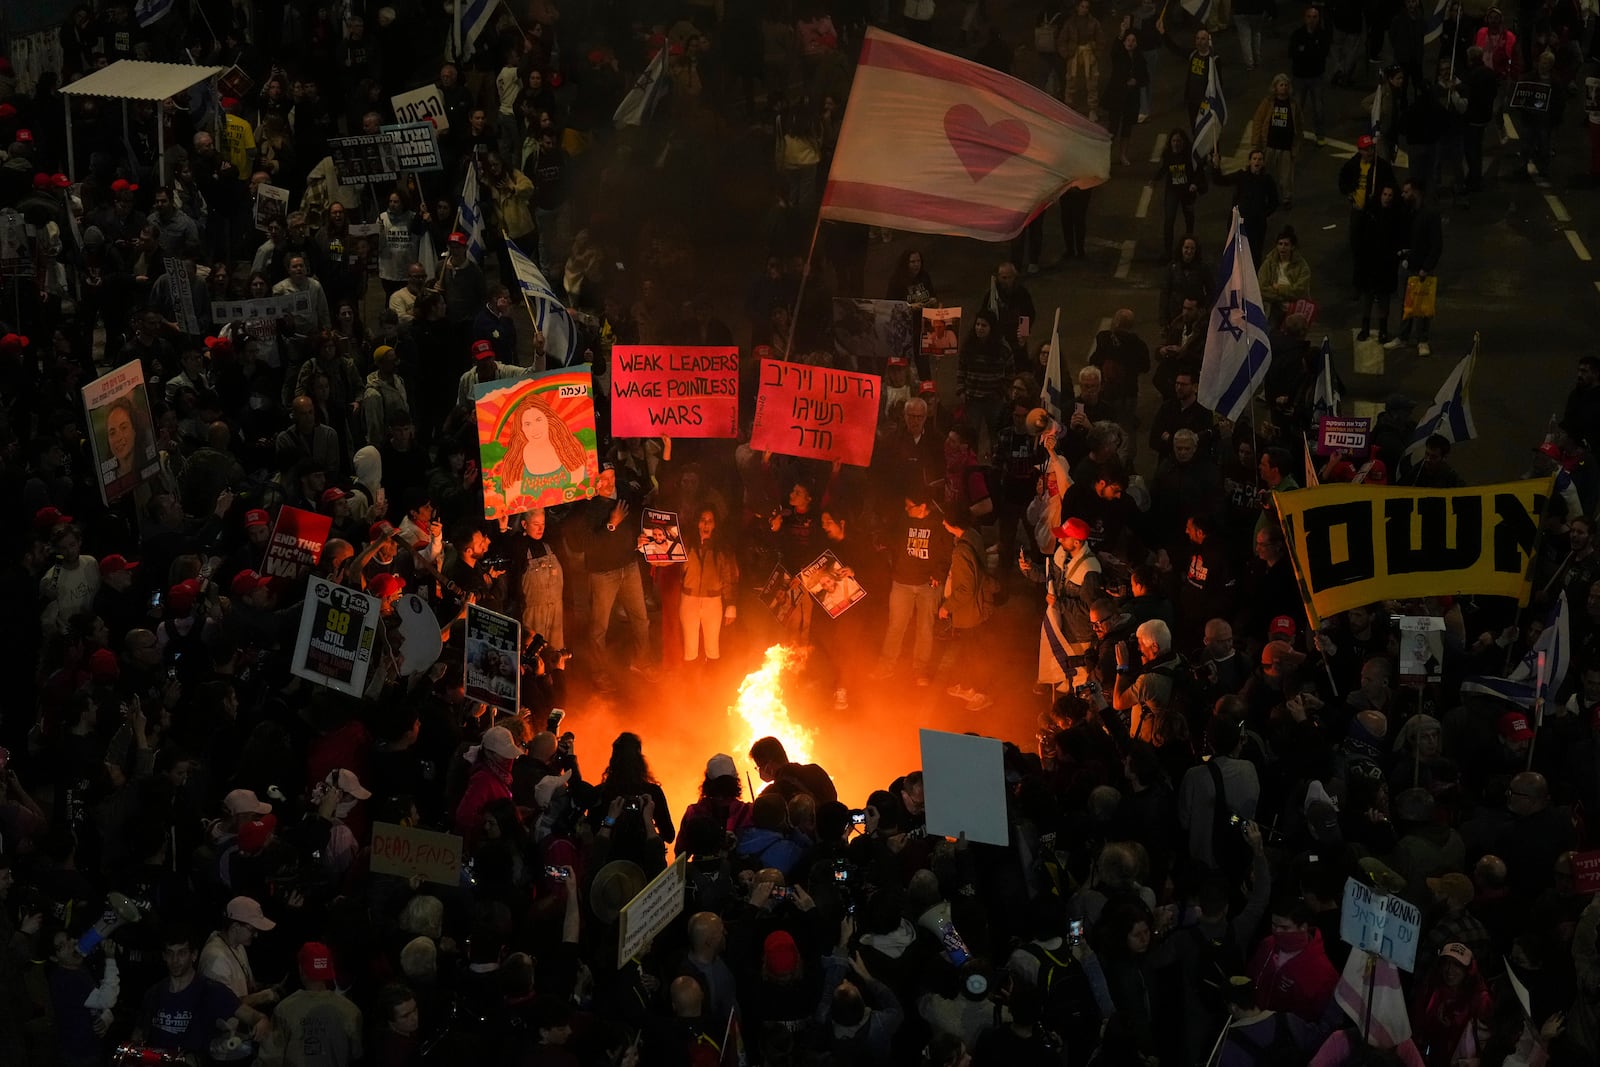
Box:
[800,550,866,618]
[464,604,522,715]
[641,508,687,564]
[759,565,803,624]
[290,579,381,697]
[475,366,600,518]
[81,360,161,505]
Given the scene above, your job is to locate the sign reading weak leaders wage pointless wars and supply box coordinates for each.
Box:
[370,822,463,886]
[1340,877,1422,972]
[750,359,880,467]
[611,345,739,438]
[1274,478,1553,628]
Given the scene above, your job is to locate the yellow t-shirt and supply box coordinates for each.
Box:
[222,114,256,174]
[1352,159,1372,210]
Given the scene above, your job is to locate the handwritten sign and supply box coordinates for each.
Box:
[750,359,880,467]
[370,821,463,886]
[327,133,400,184]
[618,855,688,968]
[382,121,443,173]
[390,85,450,132]
[261,505,333,582]
[163,258,202,335]
[611,345,739,438]
[1339,877,1421,972]
[1317,415,1370,456]
[1573,849,1600,894]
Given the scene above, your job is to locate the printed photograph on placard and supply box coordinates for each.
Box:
[463,604,522,715]
[800,550,866,618]
[920,307,961,357]
[474,365,599,518]
[81,360,162,505]
[640,508,687,564]
[831,297,917,370]
[289,579,381,697]
[758,565,803,624]
[254,184,289,232]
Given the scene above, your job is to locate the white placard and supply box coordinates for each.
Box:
[1339,877,1421,972]
[1396,615,1445,683]
[617,856,687,968]
[393,593,443,675]
[919,728,1009,847]
[389,85,450,133]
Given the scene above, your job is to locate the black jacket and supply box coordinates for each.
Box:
[1403,199,1443,272]
[1338,154,1399,209]
[1288,26,1330,79]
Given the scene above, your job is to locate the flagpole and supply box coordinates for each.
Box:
[500,228,549,369]
[783,214,824,363]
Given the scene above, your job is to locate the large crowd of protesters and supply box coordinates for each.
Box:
[1,1,1598,1067]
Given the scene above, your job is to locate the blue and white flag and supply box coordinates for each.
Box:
[1423,0,1451,44]
[1312,335,1339,419]
[614,44,671,127]
[506,237,580,367]
[1198,208,1271,422]
[1190,57,1227,171]
[1041,307,1064,423]
[1402,337,1477,469]
[135,0,176,28]
[1461,592,1570,709]
[457,159,487,264]
[458,0,503,60]
[1180,0,1214,26]
[1369,78,1383,139]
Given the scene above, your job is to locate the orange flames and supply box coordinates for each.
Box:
[731,644,815,767]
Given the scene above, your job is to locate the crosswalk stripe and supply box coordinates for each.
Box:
[1135,185,1152,219]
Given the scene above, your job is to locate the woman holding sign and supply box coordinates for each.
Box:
[491,395,590,511]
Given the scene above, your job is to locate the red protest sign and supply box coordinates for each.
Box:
[612,346,739,438]
[750,359,880,467]
[262,505,333,581]
[1574,849,1600,894]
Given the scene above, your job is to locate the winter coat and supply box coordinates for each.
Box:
[944,529,988,630]
[1353,203,1405,296]
[1246,927,1340,1022]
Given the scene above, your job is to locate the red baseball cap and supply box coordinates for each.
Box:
[237,814,276,853]
[167,578,204,613]
[1,333,31,352]
[763,931,801,977]
[15,129,32,144]
[1498,711,1534,743]
[918,380,938,395]
[1267,615,1298,642]
[220,95,240,110]
[111,178,138,193]
[34,504,72,532]
[1356,134,1375,150]
[244,508,271,529]
[320,486,349,505]
[471,338,496,360]
[50,173,70,189]
[298,942,337,982]
[1053,517,1092,542]
[31,173,49,190]
[447,231,469,246]
[369,520,395,541]
[887,356,910,368]
[100,553,139,576]
[0,103,15,119]
[370,572,405,598]
[89,648,120,682]
[230,570,272,597]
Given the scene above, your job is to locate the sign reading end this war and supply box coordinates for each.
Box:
[611,345,739,438]
[750,359,880,467]
[1275,478,1553,629]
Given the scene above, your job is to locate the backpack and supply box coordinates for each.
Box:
[1228,1013,1303,1067]
[1022,943,1097,1042]
[1206,758,1255,880]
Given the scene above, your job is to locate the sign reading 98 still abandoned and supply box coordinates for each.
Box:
[1274,478,1552,627]
[750,359,880,467]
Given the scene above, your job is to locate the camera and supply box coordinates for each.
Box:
[1067,919,1084,945]
[482,555,508,571]
[1073,681,1099,699]
[543,865,570,880]
[850,810,867,826]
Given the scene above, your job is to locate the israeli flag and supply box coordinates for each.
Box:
[1197,208,1271,422]
[506,237,580,367]
[1402,338,1477,469]
[1461,592,1570,710]
[135,0,175,27]
[1423,0,1451,44]
[1041,308,1064,423]
[457,160,487,264]
[1312,336,1339,419]
[1370,78,1383,138]
[1180,0,1214,25]
[614,44,671,128]
[1190,58,1227,171]
[459,0,503,60]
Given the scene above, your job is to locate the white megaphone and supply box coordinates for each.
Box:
[76,892,143,956]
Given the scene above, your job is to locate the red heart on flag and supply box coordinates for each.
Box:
[943,105,1029,182]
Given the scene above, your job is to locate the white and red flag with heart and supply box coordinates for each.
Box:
[820,28,1111,242]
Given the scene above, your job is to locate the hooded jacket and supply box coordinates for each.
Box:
[1246,926,1339,1022]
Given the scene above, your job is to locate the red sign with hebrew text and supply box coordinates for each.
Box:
[750,359,880,467]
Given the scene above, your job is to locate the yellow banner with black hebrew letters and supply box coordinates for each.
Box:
[1274,477,1555,628]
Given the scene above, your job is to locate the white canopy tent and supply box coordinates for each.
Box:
[59,60,224,185]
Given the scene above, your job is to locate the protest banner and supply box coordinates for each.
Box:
[920,307,962,357]
[1573,849,1600,894]
[750,359,880,467]
[800,550,866,618]
[382,121,444,173]
[832,297,917,368]
[475,365,600,518]
[1340,877,1421,972]
[920,729,1009,846]
[81,360,161,506]
[1509,81,1551,112]
[464,604,522,715]
[370,822,463,886]
[392,594,444,676]
[611,345,739,438]
[290,578,381,696]
[1274,478,1553,628]
[759,565,803,624]
[390,85,450,132]
[211,291,312,338]
[618,855,688,968]
[261,505,333,581]
[1396,615,1445,683]
[327,133,400,184]
[641,508,687,564]
[1317,416,1371,456]
[253,183,288,231]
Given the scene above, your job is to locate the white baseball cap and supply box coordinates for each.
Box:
[224,789,272,816]
[226,896,276,931]
[328,768,372,800]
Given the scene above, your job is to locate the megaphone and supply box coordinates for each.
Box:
[76,892,143,956]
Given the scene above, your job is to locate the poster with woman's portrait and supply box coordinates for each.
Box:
[474,365,600,519]
[82,360,161,506]
[800,550,866,618]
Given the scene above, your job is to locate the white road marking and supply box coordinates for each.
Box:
[1567,231,1592,262]
[1352,327,1385,376]
[1135,185,1152,219]
[1114,240,1135,279]
[1544,193,1569,222]
[1350,398,1383,420]
[1150,130,1166,163]
[1503,114,1519,141]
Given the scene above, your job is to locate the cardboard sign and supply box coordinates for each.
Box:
[641,508,687,564]
[254,183,289,232]
[382,121,444,173]
[474,365,600,518]
[217,65,254,102]
[290,578,381,696]
[832,297,917,367]
[162,258,203,335]
[261,505,333,582]
[1339,877,1422,972]
[370,821,463,886]
[611,345,739,438]
[750,359,880,467]
[390,85,450,132]
[921,729,1009,846]
[393,593,444,676]
[1509,80,1551,112]
[1572,849,1600,895]
[920,306,961,357]
[617,855,688,968]
[328,133,400,184]
[1317,416,1371,456]
[464,604,521,715]
[800,550,865,618]
[81,360,161,506]
[1396,615,1445,683]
